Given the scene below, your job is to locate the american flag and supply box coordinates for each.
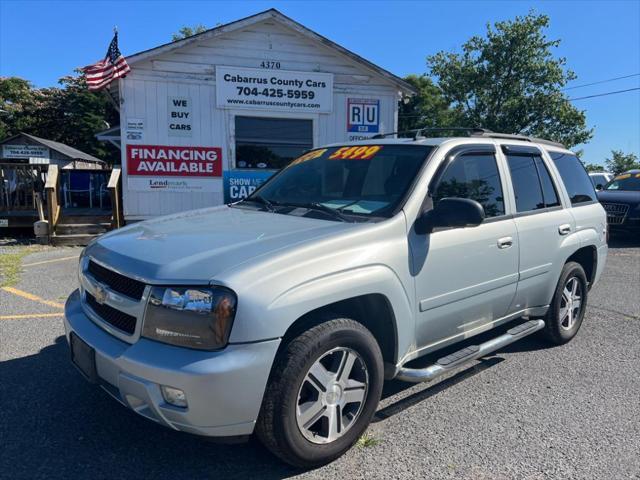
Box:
[83,32,131,91]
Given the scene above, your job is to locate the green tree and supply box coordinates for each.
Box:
[427,11,592,147]
[0,74,119,164]
[172,24,208,41]
[582,162,605,173]
[0,77,42,139]
[605,150,640,175]
[398,74,453,133]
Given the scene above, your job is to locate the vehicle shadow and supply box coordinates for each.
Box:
[608,233,640,249]
[373,319,552,421]
[0,336,301,480]
[0,324,571,479]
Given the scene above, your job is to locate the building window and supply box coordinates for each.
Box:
[235,116,313,170]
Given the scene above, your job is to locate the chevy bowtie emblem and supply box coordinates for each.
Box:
[94,284,108,305]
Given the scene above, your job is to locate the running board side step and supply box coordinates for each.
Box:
[396,319,545,383]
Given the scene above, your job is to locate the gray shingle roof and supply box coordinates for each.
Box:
[1,133,105,164]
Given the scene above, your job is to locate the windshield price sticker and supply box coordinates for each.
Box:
[291,149,328,165]
[329,146,382,160]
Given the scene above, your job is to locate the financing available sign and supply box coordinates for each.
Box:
[216,66,333,113]
[126,144,222,192]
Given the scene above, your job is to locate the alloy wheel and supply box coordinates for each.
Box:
[295,347,369,444]
[560,277,583,331]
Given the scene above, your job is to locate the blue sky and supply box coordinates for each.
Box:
[1,0,638,166]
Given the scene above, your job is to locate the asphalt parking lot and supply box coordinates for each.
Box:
[1,236,639,479]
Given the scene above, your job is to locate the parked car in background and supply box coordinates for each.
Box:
[589,171,613,191]
[64,130,608,467]
[597,170,640,236]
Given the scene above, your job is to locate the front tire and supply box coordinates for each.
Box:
[256,317,384,468]
[543,261,588,345]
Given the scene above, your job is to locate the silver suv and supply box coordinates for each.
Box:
[65,130,608,467]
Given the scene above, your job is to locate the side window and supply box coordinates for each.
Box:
[506,154,545,212]
[533,155,561,208]
[433,153,505,218]
[549,152,596,205]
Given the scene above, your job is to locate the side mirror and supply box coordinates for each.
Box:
[595,184,603,191]
[415,197,486,235]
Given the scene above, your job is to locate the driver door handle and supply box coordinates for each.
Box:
[497,236,513,249]
[558,224,571,236]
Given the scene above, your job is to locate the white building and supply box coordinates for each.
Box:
[102,8,415,221]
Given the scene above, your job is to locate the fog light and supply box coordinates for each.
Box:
[161,385,188,408]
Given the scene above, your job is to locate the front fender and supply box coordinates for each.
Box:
[228,264,415,364]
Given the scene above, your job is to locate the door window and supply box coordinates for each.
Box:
[433,153,505,218]
[534,156,561,207]
[506,154,561,212]
[548,152,596,205]
[235,116,313,170]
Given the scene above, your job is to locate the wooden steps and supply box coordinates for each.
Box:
[51,214,112,246]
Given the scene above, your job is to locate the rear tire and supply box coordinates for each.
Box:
[543,261,588,345]
[256,317,384,468]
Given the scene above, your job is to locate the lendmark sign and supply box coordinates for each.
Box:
[126,145,222,192]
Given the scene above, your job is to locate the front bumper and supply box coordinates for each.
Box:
[64,289,280,437]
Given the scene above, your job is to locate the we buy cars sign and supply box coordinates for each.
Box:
[126,145,222,192]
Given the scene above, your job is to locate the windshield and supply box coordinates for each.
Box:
[605,173,640,191]
[241,145,433,220]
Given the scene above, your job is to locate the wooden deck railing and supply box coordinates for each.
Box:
[107,167,123,229]
[45,164,61,240]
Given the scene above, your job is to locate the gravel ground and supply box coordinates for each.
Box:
[0,237,638,479]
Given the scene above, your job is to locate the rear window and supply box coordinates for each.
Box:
[548,152,596,205]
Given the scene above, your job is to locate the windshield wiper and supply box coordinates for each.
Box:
[241,195,276,212]
[280,202,353,222]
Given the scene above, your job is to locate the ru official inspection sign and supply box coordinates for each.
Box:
[347,98,380,134]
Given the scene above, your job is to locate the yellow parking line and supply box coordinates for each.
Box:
[0,313,63,320]
[1,286,65,309]
[22,255,78,267]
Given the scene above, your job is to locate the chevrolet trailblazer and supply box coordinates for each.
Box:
[65,129,607,467]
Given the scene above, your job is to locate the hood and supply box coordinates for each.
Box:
[86,206,356,283]
[597,190,640,205]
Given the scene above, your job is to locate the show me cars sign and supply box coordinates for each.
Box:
[216,66,333,113]
[126,144,222,192]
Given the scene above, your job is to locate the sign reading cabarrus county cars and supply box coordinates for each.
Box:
[216,66,333,113]
[2,145,49,159]
[126,144,222,193]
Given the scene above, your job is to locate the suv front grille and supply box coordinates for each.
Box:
[88,260,146,300]
[601,202,629,225]
[86,292,137,335]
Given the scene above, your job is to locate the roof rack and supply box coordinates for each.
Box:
[372,127,490,140]
[469,131,565,148]
[371,127,565,148]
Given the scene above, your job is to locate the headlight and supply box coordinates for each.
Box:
[78,250,89,285]
[142,286,237,350]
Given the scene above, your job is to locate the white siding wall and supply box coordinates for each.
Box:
[120,20,401,219]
